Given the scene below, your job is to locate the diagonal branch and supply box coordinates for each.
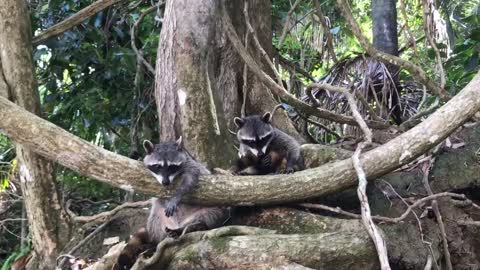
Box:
[277,0,302,49]
[243,1,282,86]
[312,0,338,63]
[33,0,133,46]
[222,7,391,130]
[0,71,479,205]
[130,5,159,75]
[335,0,450,100]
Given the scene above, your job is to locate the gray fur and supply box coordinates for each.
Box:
[143,139,228,243]
[234,114,304,174]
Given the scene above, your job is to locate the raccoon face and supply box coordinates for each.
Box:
[143,137,186,186]
[234,113,274,158]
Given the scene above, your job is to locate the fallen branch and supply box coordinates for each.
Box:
[302,192,468,224]
[33,0,132,45]
[335,0,450,100]
[0,70,479,205]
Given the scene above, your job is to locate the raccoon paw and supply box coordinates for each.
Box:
[165,227,182,239]
[116,253,133,270]
[283,167,295,174]
[260,155,272,167]
[165,202,177,217]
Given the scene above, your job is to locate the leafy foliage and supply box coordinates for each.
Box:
[29,0,160,198]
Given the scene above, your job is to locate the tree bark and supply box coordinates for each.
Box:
[0,0,72,268]
[0,70,479,205]
[155,0,237,168]
[371,0,398,56]
[164,232,378,270]
[154,0,302,168]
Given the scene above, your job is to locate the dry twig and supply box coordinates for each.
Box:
[72,200,150,225]
[422,0,446,89]
[312,0,337,63]
[305,82,390,269]
[302,192,468,223]
[130,4,163,75]
[399,0,418,55]
[277,0,302,49]
[421,158,452,270]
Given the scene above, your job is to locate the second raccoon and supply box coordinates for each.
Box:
[233,111,304,175]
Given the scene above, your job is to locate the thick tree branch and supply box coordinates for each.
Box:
[0,70,479,205]
[335,0,450,100]
[33,0,131,46]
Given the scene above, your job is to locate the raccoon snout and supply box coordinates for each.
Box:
[162,179,170,186]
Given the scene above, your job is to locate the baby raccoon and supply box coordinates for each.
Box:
[233,111,304,175]
[116,137,228,269]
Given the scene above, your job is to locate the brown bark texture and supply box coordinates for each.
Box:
[0,70,479,206]
[0,0,72,268]
[154,0,302,168]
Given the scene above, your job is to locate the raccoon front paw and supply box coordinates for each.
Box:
[283,167,295,174]
[165,202,177,217]
[116,253,134,270]
[165,227,182,239]
[260,155,272,167]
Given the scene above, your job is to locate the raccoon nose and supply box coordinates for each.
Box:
[162,179,170,186]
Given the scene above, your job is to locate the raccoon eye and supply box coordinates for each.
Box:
[148,164,163,172]
[167,165,181,173]
[241,139,255,146]
[258,134,272,144]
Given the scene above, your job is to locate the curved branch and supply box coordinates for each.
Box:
[335,0,450,100]
[33,0,130,46]
[0,70,479,206]
[130,4,161,75]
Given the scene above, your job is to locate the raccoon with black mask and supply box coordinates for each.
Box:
[232,109,304,175]
[115,137,228,270]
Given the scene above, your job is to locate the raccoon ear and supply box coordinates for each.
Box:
[143,140,154,154]
[175,136,183,149]
[262,112,272,123]
[234,117,245,128]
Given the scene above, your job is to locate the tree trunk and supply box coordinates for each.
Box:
[155,0,302,168]
[0,1,72,268]
[371,0,398,56]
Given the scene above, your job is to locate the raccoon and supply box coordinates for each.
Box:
[116,137,228,270]
[232,111,304,175]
